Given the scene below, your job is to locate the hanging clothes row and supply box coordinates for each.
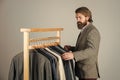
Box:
[8,45,76,80]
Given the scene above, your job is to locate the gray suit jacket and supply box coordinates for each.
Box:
[8,49,52,80]
[73,23,100,79]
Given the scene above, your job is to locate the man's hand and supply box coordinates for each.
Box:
[61,52,74,60]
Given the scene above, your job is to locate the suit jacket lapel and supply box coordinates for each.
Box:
[76,25,89,45]
[75,31,81,48]
[75,23,94,50]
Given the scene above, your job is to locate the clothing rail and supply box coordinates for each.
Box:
[20,28,63,80]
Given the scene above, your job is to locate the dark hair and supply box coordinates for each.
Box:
[75,7,93,22]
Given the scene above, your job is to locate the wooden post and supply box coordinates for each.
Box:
[57,31,61,44]
[23,32,29,80]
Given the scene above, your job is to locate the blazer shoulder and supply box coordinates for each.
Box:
[87,24,100,35]
[12,52,23,61]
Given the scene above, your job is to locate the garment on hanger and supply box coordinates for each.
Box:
[35,48,59,80]
[8,49,52,80]
[45,48,66,80]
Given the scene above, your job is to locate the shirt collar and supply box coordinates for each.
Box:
[81,22,91,32]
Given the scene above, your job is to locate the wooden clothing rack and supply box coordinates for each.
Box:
[20,28,63,80]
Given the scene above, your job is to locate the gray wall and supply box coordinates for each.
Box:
[0,0,120,80]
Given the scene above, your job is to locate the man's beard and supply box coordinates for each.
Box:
[77,21,87,29]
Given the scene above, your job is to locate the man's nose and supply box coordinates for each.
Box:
[76,18,81,22]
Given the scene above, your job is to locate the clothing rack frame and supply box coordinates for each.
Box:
[20,28,63,80]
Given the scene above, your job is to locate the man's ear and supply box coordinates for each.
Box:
[86,16,89,21]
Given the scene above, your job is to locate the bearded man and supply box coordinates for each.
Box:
[61,7,101,80]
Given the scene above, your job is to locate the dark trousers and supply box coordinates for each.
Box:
[79,79,97,80]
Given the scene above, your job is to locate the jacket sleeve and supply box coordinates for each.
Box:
[73,29,100,62]
[70,46,76,52]
[8,58,16,80]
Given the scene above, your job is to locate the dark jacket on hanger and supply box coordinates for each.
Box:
[35,48,59,80]
[48,45,76,80]
[8,49,52,80]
